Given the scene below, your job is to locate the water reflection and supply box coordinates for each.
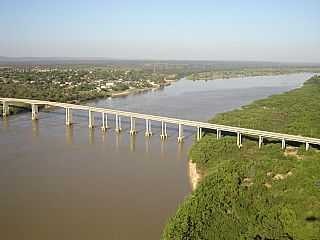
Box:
[115,131,122,151]
[144,136,151,153]
[177,141,184,160]
[2,117,9,129]
[160,139,165,158]
[89,128,95,144]
[65,125,74,144]
[129,134,136,152]
[101,130,107,144]
[31,120,39,137]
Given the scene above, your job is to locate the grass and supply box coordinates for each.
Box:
[162,75,320,240]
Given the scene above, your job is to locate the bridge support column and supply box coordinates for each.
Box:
[196,127,202,141]
[177,123,184,143]
[31,104,39,120]
[101,113,109,131]
[130,116,137,135]
[306,142,310,151]
[258,136,263,148]
[160,121,168,139]
[2,101,9,117]
[216,129,221,139]
[115,114,122,133]
[237,132,242,148]
[145,119,152,136]
[88,110,94,128]
[281,139,286,150]
[65,108,72,126]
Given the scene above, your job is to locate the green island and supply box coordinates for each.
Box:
[162,75,320,239]
[188,67,320,80]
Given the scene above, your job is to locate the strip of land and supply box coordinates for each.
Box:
[162,75,320,239]
[188,67,320,80]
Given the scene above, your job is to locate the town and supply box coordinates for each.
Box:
[0,65,178,106]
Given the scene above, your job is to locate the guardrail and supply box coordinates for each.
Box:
[1,97,319,150]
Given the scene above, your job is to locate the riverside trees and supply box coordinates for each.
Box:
[162,75,320,239]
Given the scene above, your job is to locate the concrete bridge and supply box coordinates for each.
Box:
[1,97,320,150]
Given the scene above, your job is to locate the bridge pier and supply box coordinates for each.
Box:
[196,127,202,141]
[115,114,122,132]
[216,129,221,139]
[2,101,9,117]
[88,110,94,128]
[65,108,72,126]
[145,119,152,137]
[281,139,286,150]
[101,113,105,131]
[129,116,137,135]
[259,136,263,148]
[160,121,168,139]
[1,98,320,151]
[101,113,109,131]
[31,104,39,120]
[177,123,184,143]
[237,132,242,148]
[306,142,310,151]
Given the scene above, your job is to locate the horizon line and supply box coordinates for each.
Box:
[1,56,320,65]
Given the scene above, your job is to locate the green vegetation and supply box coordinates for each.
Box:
[188,67,320,80]
[0,66,178,115]
[162,75,320,239]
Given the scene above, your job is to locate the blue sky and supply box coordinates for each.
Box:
[1,0,320,62]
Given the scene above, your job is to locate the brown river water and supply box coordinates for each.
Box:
[0,73,313,239]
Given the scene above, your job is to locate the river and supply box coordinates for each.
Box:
[0,73,313,239]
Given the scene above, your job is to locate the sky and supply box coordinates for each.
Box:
[1,0,320,62]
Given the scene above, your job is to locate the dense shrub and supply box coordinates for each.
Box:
[162,76,320,239]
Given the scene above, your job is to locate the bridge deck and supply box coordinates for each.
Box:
[1,97,320,146]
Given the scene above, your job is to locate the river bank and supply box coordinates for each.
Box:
[0,80,176,117]
[187,68,320,81]
[163,75,320,239]
[110,82,171,98]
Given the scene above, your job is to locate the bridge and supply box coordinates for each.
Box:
[1,97,320,150]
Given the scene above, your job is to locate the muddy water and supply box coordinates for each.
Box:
[0,73,312,239]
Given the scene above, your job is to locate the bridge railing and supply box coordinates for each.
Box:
[1,97,320,149]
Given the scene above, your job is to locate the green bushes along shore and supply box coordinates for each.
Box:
[162,75,320,239]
